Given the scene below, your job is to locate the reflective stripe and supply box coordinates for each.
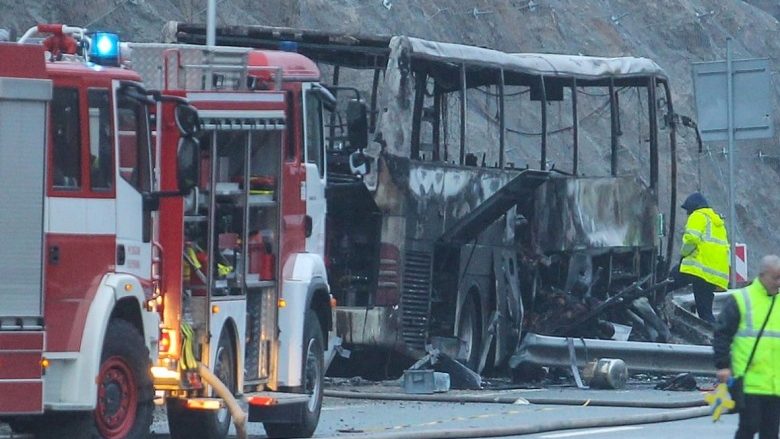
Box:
[680,243,696,256]
[681,258,730,282]
[703,216,729,246]
[736,329,780,338]
[740,288,753,330]
[685,229,703,239]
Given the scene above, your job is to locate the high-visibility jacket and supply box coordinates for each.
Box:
[680,207,729,289]
[731,280,780,396]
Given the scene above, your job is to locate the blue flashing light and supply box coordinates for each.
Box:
[88,32,120,67]
[278,41,298,53]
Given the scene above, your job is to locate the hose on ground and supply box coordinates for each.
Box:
[198,364,248,439]
[319,405,712,439]
[323,389,706,409]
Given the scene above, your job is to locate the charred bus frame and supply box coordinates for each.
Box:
[174,24,680,373]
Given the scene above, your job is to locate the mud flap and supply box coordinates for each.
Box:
[477,311,499,373]
[325,336,344,372]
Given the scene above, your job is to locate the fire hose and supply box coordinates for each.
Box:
[180,322,248,439]
[320,388,713,438]
[322,389,707,409]
[318,404,711,439]
[197,364,248,439]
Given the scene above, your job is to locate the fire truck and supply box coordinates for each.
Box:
[125,41,336,438]
[0,24,331,439]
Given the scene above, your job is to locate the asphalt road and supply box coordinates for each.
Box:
[145,396,736,438]
[2,387,738,438]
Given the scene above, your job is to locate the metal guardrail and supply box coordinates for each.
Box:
[510,333,715,376]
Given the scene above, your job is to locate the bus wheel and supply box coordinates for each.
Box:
[167,329,236,439]
[264,310,324,438]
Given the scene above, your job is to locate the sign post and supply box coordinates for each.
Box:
[692,43,773,288]
[735,243,748,284]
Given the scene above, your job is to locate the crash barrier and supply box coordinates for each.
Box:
[510,333,715,376]
[323,389,707,409]
[317,405,712,439]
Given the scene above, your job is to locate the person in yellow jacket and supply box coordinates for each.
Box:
[714,254,780,439]
[678,192,730,322]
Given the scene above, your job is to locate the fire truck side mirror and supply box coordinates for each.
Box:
[177,136,200,193]
[346,100,368,152]
[175,104,200,137]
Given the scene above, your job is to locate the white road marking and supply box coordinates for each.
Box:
[540,426,643,438]
[322,403,372,411]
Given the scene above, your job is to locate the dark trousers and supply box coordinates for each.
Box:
[736,394,780,439]
[690,275,716,323]
[670,265,717,322]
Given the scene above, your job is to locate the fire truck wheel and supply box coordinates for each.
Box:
[94,318,155,439]
[264,310,324,438]
[166,329,236,439]
[34,319,154,439]
[456,295,481,371]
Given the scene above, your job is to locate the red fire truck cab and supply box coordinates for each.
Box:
[0,25,199,439]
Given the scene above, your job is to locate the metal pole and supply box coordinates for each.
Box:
[206,0,217,47]
[459,64,467,165]
[498,69,505,169]
[205,0,217,91]
[571,78,578,175]
[540,75,547,170]
[609,78,618,176]
[726,38,736,288]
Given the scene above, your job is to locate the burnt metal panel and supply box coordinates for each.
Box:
[334,306,401,349]
[401,158,520,242]
[531,177,657,253]
[439,169,549,246]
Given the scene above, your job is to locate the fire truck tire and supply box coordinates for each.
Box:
[264,310,324,438]
[166,329,236,439]
[456,295,481,371]
[95,318,155,439]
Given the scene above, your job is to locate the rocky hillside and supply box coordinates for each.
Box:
[3,0,780,275]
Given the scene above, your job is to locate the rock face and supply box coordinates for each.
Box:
[3,0,779,276]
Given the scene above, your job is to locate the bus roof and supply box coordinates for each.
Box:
[405,36,667,82]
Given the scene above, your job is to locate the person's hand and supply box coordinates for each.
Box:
[716,368,732,383]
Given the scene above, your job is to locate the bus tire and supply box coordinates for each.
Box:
[456,294,481,372]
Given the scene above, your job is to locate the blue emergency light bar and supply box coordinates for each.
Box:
[278,41,298,52]
[88,32,120,66]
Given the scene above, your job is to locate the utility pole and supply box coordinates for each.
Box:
[207,0,216,47]
[725,38,736,288]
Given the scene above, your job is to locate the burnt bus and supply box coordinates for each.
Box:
[173,25,682,374]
